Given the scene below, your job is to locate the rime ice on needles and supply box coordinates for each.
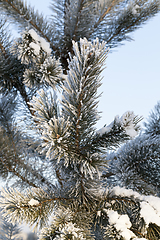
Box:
[62,37,108,133]
[0,0,160,239]
[41,116,72,161]
[59,222,86,240]
[39,207,88,240]
[40,56,63,88]
[29,89,58,123]
[30,89,72,161]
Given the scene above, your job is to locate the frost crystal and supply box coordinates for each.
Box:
[97,210,101,217]
[59,222,85,240]
[28,198,40,206]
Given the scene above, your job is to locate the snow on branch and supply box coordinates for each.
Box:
[106,209,136,240]
[39,207,92,240]
[0,187,61,228]
[97,111,142,138]
[17,29,63,89]
[28,198,40,206]
[110,186,160,230]
[18,29,51,64]
[93,186,160,239]
[27,28,51,56]
[121,111,142,138]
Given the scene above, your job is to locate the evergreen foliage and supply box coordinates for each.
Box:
[144,101,160,137]
[0,211,22,240]
[0,0,160,239]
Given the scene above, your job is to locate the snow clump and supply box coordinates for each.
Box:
[28,29,52,55]
[28,198,40,206]
[106,209,136,240]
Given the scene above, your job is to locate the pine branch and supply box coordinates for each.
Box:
[39,206,93,240]
[113,134,160,194]
[0,129,58,190]
[91,0,160,48]
[91,112,142,151]
[107,0,160,46]
[72,0,85,42]
[144,101,160,137]
[0,41,7,58]
[0,214,22,240]
[0,17,34,115]
[0,126,39,188]
[93,0,117,30]
[0,0,58,53]
[0,17,11,56]
[0,188,72,229]
[0,95,57,189]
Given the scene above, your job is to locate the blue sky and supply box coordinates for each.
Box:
[29,0,160,129]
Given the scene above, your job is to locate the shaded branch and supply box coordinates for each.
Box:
[16,197,74,209]
[0,157,38,188]
[93,0,117,30]
[0,41,8,58]
[0,0,59,53]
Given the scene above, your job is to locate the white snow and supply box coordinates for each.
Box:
[124,125,137,138]
[96,122,113,136]
[112,186,141,198]
[97,210,101,217]
[132,4,140,15]
[96,111,138,138]
[133,239,147,240]
[140,201,160,227]
[28,29,52,55]
[120,111,138,138]
[106,209,136,240]
[29,42,40,55]
[28,29,40,42]
[40,37,52,55]
[143,195,160,213]
[28,198,40,206]
[111,186,160,230]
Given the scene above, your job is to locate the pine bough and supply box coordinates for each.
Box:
[0,29,160,240]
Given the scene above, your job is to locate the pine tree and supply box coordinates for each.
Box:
[0,213,22,240]
[0,0,160,239]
